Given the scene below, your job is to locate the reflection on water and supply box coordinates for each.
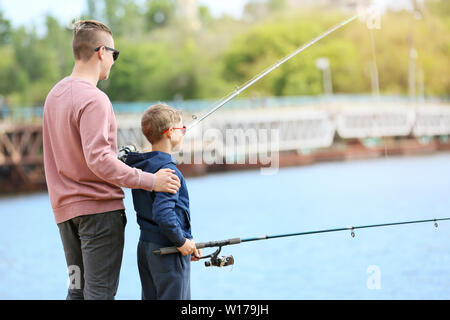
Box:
[1,153,450,299]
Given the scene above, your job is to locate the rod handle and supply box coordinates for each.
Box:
[153,238,242,255]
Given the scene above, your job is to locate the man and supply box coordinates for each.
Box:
[43,20,181,300]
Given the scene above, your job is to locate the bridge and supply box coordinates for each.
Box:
[115,101,450,160]
[1,96,450,192]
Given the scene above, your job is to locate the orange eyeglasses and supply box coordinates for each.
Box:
[162,126,187,136]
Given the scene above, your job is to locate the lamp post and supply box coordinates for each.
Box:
[315,57,333,96]
[409,48,417,102]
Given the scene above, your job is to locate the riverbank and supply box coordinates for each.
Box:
[176,137,450,177]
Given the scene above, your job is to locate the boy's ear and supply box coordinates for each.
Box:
[166,127,173,138]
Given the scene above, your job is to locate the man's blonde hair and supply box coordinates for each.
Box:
[72,20,113,61]
[141,103,183,144]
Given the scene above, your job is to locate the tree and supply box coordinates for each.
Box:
[102,41,176,101]
[222,8,450,97]
[268,0,287,12]
[11,24,61,105]
[198,5,213,25]
[1,0,449,107]
[43,15,73,76]
[103,38,199,101]
[222,13,358,96]
[145,0,175,31]
[86,0,100,20]
[0,10,11,45]
[0,46,28,97]
[119,0,146,39]
[104,0,125,34]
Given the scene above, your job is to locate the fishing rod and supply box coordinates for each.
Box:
[153,217,450,267]
[187,13,360,132]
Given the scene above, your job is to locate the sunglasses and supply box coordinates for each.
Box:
[163,126,187,136]
[94,46,120,61]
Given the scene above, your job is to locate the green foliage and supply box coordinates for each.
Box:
[222,8,450,97]
[101,39,198,101]
[0,10,12,45]
[0,0,448,107]
[268,0,287,12]
[0,46,28,96]
[222,11,367,96]
[145,0,175,31]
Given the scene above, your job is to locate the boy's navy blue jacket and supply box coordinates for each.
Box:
[125,151,192,247]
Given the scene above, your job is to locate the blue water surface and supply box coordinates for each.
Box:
[0,153,449,299]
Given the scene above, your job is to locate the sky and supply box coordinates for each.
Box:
[0,0,250,30]
[0,0,416,33]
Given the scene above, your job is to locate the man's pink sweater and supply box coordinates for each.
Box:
[43,77,155,224]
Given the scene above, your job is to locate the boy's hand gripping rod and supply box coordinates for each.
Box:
[153,217,450,267]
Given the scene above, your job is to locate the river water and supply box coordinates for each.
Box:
[1,153,449,299]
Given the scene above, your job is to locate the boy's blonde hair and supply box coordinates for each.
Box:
[72,20,113,61]
[141,103,182,144]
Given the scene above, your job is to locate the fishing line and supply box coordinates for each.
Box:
[149,10,450,269]
[368,27,388,158]
[153,217,450,264]
[369,28,380,98]
[187,14,361,132]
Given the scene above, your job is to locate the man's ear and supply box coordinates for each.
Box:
[97,47,104,61]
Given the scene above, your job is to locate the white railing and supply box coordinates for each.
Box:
[116,103,450,154]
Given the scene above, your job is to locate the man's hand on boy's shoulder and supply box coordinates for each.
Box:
[154,168,181,194]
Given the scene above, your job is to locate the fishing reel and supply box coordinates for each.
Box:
[201,246,234,268]
[205,255,234,268]
[118,144,138,163]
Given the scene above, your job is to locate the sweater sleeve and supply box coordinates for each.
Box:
[78,94,155,191]
[151,169,186,247]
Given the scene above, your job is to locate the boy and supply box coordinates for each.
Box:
[125,103,201,300]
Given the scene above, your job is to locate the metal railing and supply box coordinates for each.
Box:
[1,94,449,124]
